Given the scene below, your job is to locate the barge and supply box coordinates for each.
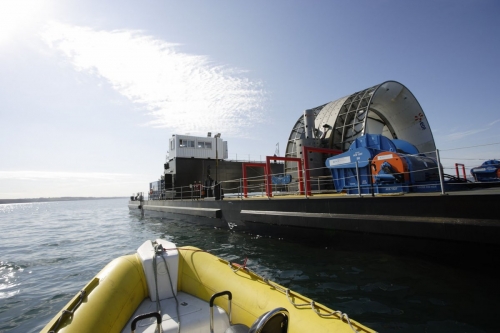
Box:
[129,81,500,252]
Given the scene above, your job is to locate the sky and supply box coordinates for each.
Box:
[1,0,499,199]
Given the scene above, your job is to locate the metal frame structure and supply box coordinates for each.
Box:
[242,163,267,198]
[330,85,378,151]
[266,157,303,198]
[302,146,342,195]
[455,163,466,180]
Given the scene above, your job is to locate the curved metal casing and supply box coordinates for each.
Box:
[286,81,436,185]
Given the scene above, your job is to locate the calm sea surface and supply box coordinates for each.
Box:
[0,198,497,333]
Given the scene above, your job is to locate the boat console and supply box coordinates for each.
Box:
[126,239,289,333]
[122,291,231,333]
[124,239,230,333]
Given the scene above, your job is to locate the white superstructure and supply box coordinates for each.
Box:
[165,133,228,176]
[168,134,228,160]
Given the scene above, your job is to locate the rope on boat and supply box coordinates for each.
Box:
[284,290,360,333]
[228,260,362,333]
[164,247,365,333]
[48,290,87,333]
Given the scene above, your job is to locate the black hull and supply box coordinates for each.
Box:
[129,187,500,245]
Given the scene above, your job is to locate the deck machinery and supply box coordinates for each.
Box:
[325,134,440,194]
[285,81,438,192]
[470,160,500,183]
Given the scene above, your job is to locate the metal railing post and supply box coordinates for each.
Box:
[356,161,362,197]
[140,192,144,218]
[436,149,446,195]
[369,160,375,197]
[303,167,308,199]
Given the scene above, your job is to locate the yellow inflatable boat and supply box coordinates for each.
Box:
[42,239,376,333]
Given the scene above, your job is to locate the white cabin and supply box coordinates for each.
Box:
[168,134,228,160]
[165,134,228,176]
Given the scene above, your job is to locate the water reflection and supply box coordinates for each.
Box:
[1,199,497,333]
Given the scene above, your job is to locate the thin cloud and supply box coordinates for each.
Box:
[445,119,499,141]
[488,119,500,126]
[445,128,489,141]
[0,171,134,181]
[40,22,266,137]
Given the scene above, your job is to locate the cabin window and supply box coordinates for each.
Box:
[197,141,212,149]
[179,139,195,148]
[170,140,175,151]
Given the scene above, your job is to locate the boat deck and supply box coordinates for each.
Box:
[121,292,229,333]
[226,185,500,200]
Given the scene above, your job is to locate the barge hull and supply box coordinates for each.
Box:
[129,188,500,245]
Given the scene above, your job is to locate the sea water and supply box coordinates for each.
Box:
[0,198,497,333]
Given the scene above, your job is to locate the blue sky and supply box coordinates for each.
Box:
[1,0,499,199]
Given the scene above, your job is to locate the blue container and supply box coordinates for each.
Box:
[326,134,397,194]
[471,160,500,182]
[326,147,372,194]
[349,134,398,152]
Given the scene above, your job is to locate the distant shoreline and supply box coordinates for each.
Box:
[0,197,127,204]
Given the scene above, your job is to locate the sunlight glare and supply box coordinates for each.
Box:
[0,0,45,45]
